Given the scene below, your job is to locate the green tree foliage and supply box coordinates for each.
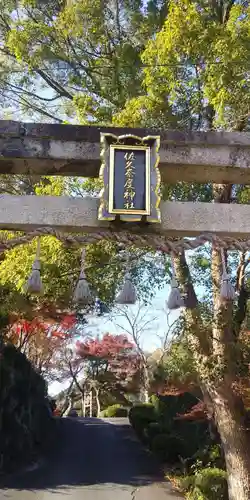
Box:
[0,232,167,313]
[0,0,168,122]
[153,339,198,391]
[116,0,250,130]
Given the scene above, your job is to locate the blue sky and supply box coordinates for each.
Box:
[85,285,180,351]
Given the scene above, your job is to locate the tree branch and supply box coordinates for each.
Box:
[2,81,61,102]
[9,94,64,123]
[35,68,73,100]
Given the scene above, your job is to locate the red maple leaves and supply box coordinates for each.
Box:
[6,314,77,376]
[76,333,140,381]
[76,333,134,357]
[9,314,76,342]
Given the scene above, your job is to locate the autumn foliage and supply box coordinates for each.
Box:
[175,401,209,422]
[76,333,140,390]
[5,314,76,377]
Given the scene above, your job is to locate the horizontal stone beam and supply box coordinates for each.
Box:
[0,195,249,238]
[0,121,250,184]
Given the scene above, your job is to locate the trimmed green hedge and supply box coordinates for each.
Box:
[129,403,156,420]
[100,404,128,417]
[151,433,186,463]
[129,399,210,460]
[129,403,157,439]
[144,421,163,441]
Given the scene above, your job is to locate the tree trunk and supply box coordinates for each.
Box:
[60,381,74,416]
[209,384,250,500]
[63,398,73,417]
[175,245,250,500]
[209,211,250,500]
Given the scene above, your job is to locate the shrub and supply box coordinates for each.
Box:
[191,444,225,472]
[129,403,157,438]
[150,394,159,406]
[151,433,186,463]
[194,468,228,500]
[155,393,199,428]
[174,420,211,459]
[100,404,128,417]
[180,468,228,500]
[129,403,156,422]
[115,407,129,417]
[145,421,163,443]
[149,393,211,459]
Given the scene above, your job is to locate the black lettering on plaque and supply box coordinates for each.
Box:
[113,149,146,211]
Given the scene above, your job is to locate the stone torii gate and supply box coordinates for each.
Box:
[0,121,249,239]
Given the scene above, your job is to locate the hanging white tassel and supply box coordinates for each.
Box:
[166,253,183,310]
[220,248,235,302]
[116,252,136,305]
[73,248,92,305]
[116,271,136,305]
[24,237,43,295]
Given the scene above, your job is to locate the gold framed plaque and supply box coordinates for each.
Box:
[98,133,161,223]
